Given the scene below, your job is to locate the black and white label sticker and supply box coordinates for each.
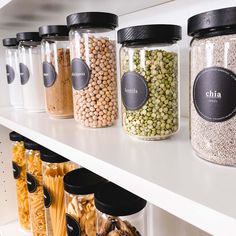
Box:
[66,213,81,236]
[20,63,30,85]
[43,62,57,88]
[71,58,91,90]
[193,67,236,122]
[12,162,21,179]
[27,173,37,193]
[121,71,149,110]
[43,186,52,208]
[6,64,15,84]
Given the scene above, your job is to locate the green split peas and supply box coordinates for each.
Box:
[121,48,179,139]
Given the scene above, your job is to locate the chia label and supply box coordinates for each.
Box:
[71,58,91,90]
[43,62,57,88]
[12,162,21,179]
[6,64,15,84]
[121,71,149,111]
[43,186,52,208]
[66,213,81,236]
[20,63,30,85]
[26,173,37,193]
[193,67,236,122]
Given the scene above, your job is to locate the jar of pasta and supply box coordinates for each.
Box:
[41,148,77,236]
[9,132,31,232]
[64,168,106,236]
[39,25,74,119]
[25,139,46,236]
[95,182,147,236]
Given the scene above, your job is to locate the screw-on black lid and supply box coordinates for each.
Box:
[40,148,69,163]
[64,168,107,195]
[3,38,18,47]
[95,182,147,216]
[188,7,236,38]
[16,32,41,42]
[118,24,182,45]
[39,25,69,37]
[24,138,41,150]
[67,12,118,29]
[9,131,24,141]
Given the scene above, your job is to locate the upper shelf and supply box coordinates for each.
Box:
[0,107,236,235]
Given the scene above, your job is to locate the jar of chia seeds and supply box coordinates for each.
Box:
[188,7,236,166]
[118,25,182,140]
[66,12,118,128]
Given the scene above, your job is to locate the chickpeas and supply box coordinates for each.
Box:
[72,36,118,128]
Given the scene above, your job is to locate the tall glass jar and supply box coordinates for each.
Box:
[118,25,182,140]
[2,38,24,108]
[188,7,236,166]
[67,12,118,128]
[39,25,74,118]
[41,148,77,236]
[95,182,147,236]
[17,32,45,112]
[9,132,31,232]
[64,168,106,236]
[25,139,46,236]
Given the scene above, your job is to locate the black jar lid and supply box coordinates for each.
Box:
[188,7,236,38]
[3,38,18,47]
[95,182,147,216]
[118,24,182,45]
[9,131,24,141]
[67,12,118,29]
[40,148,69,163]
[24,138,41,150]
[39,25,69,37]
[16,32,41,42]
[64,168,107,195]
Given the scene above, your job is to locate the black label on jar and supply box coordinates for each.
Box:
[27,173,37,193]
[66,213,81,236]
[121,71,149,111]
[12,162,21,179]
[6,64,15,84]
[71,58,91,90]
[193,67,236,122]
[20,63,30,85]
[43,62,57,88]
[43,186,52,208]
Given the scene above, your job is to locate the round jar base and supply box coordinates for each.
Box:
[48,113,74,119]
[75,120,117,129]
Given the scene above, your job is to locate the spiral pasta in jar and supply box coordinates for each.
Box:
[64,168,106,236]
[41,149,78,236]
[67,12,118,128]
[25,139,46,236]
[9,132,31,232]
[118,25,182,140]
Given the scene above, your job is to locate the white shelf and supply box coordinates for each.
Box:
[0,221,31,236]
[0,107,236,236]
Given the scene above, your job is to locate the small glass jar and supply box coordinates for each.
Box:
[118,25,182,140]
[64,168,106,236]
[67,12,119,128]
[39,25,74,119]
[188,7,236,166]
[17,32,45,112]
[41,148,77,236]
[25,139,46,236]
[95,182,147,236]
[9,132,31,232]
[2,38,24,108]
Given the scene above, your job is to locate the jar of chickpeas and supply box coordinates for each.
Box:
[64,168,106,236]
[66,12,119,128]
[9,132,31,232]
[25,139,46,236]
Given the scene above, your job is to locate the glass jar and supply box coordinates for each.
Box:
[39,25,74,119]
[41,148,77,236]
[25,139,46,236]
[67,12,118,128]
[188,7,236,166]
[118,25,182,140]
[2,38,24,108]
[17,32,45,112]
[64,168,106,236]
[9,132,31,232]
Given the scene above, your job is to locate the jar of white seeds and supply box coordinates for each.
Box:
[66,12,119,128]
[188,7,236,166]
